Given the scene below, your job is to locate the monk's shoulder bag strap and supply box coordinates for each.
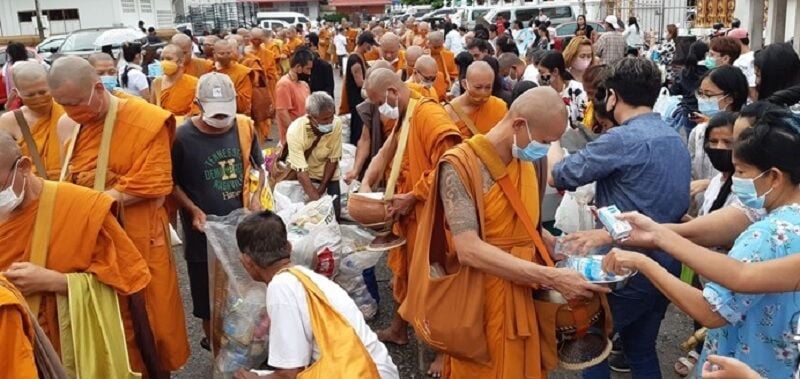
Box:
[13,110,49,179]
[445,101,479,137]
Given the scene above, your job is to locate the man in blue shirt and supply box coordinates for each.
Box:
[549,58,691,378]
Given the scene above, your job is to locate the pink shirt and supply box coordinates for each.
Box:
[275,75,311,121]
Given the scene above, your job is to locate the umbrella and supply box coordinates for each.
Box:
[94,28,146,47]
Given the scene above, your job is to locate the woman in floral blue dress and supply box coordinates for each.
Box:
[601,109,800,378]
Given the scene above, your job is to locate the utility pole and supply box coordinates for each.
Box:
[34,0,45,39]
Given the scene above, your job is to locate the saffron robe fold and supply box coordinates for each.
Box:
[61,98,190,371]
[0,181,152,372]
[0,275,37,378]
[406,81,439,101]
[448,96,507,137]
[217,62,254,115]
[152,74,199,116]
[184,57,213,78]
[16,101,65,179]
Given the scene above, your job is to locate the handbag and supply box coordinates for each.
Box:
[268,128,323,188]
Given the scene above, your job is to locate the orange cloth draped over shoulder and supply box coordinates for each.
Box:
[184,57,214,78]
[61,98,190,371]
[386,94,462,303]
[17,101,65,179]
[449,96,507,137]
[0,182,152,373]
[363,49,380,62]
[347,28,359,52]
[406,81,439,101]
[431,48,458,85]
[392,50,408,73]
[217,62,254,115]
[432,71,449,103]
[251,44,279,139]
[282,37,304,58]
[0,275,37,378]
[319,28,332,61]
[439,135,548,378]
[153,74,199,116]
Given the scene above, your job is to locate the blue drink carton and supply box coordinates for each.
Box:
[597,205,632,241]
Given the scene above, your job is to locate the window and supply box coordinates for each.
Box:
[496,11,510,21]
[516,9,538,23]
[541,6,572,20]
[18,12,34,23]
[121,0,136,14]
[64,9,79,20]
[140,0,152,13]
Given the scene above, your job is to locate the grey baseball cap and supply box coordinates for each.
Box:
[196,72,237,117]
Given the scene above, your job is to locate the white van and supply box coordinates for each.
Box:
[256,12,311,27]
[260,19,290,30]
[484,3,575,26]
[462,7,494,29]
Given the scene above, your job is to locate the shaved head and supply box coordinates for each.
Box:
[499,52,524,76]
[463,61,495,104]
[379,32,401,62]
[414,55,438,80]
[48,56,99,90]
[49,56,109,124]
[12,61,48,87]
[0,131,21,166]
[427,31,444,46]
[418,22,430,32]
[171,33,193,57]
[251,27,266,41]
[406,45,424,67]
[160,44,184,64]
[366,60,393,78]
[87,52,117,76]
[508,86,567,141]
[214,39,234,66]
[365,68,404,105]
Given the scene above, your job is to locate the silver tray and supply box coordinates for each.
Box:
[556,256,638,291]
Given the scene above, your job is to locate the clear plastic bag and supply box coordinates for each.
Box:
[206,210,270,379]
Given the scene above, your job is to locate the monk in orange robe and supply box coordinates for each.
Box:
[406,55,440,100]
[428,31,458,87]
[172,33,214,78]
[413,22,430,48]
[346,23,359,53]
[249,28,280,139]
[282,28,305,60]
[0,274,38,378]
[0,133,153,374]
[400,87,607,378]
[214,39,254,115]
[359,68,463,354]
[0,62,69,179]
[150,44,199,117]
[49,56,190,373]
[376,32,407,73]
[444,61,508,136]
[402,19,418,48]
[318,25,332,62]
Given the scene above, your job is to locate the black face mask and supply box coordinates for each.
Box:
[704,147,734,172]
[298,73,311,82]
[594,86,619,126]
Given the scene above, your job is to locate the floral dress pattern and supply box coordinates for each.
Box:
[699,204,800,378]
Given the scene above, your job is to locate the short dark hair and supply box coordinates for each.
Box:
[121,41,142,63]
[735,110,800,184]
[539,51,573,81]
[291,48,314,67]
[496,35,518,55]
[739,100,782,120]
[754,42,800,100]
[6,42,28,64]
[604,57,662,107]
[236,210,291,268]
[307,32,319,47]
[467,38,491,53]
[148,26,155,33]
[701,66,749,111]
[709,36,741,62]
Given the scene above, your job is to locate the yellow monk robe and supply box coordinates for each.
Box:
[392,50,408,74]
[266,40,283,73]
[0,182,152,372]
[386,93,462,303]
[319,28,332,62]
[62,98,190,371]
[183,57,214,78]
[448,96,507,137]
[406,81,439,101]
[431,47,458,86]
[217,62,254,115]
[0,275,37,378]
[152,74,199,116]
[347,28,358,53]
[16,101,65,179]
[440,136,549,378]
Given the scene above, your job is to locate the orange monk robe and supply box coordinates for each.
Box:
[363,49,380,62]
[449,96,508,137]
[217,62,254,115]
[413,34,428,48]
[431,47,458,85]
[111,88,140,100]
[16,101,65,179]
[432,71,449,103]
[386,93,463,303]
[318,28,332,61]
[282,37,304,58]
[406,81,439,101]
[437,136,549,378]
[183,57,214,78]
[266,40,282,67]
[346,28,358,53]
[62,98,190,371]
[0,182,152,372]
[0,275,37,378]
[241,52,274,140]
[152,74,199,116]
[392,50,408,74]
[402,29,416,48]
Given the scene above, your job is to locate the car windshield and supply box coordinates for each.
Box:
[61,30,104,52]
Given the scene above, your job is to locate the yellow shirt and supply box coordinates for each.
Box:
[286,115,343,180]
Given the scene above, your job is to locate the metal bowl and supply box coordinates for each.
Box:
[555,256,637,291]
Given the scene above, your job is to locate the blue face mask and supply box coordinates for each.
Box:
[100,75,118,91]
[512,121,550,161]
[704,56,717,69]
[697,95,723,116]
[731,170,773,209]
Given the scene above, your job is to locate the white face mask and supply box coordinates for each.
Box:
[317,122,334,133]
[378,90,400,120]
[0,159,26,221]
[203,114,235,129]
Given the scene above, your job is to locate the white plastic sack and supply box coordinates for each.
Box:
[290,194,337,230]
[652,87,672,116]
[554,183,596,234]
[290,223,343,278]
[206,210,270,379]
[274,180,306,204]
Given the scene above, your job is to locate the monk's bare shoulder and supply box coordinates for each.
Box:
[55,114,78,146]
[439,162,478,235]
[0,111,21,137]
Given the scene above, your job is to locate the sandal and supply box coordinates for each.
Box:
[673,350,700,377]
[200,337,211,352]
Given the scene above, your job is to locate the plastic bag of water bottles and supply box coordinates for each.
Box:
[206,210,270,379]
[334,225,382,319]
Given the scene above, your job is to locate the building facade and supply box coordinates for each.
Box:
[0,0,175,37]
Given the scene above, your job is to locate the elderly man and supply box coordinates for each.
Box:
[498,52,525,92]
[428,31,458,96]
[234,210,399,378]
[275,49,313,145]
[401,45,424,81]
[0,131,153,376]
[359,68,463,355]
[378,32,406,73]
[406,55,440,100]
[403,85,608,379]
[286,92,344,218]
[413,22,430,47]
[0,62,68,179]
[149,44,199,117]
[214,39,254,115]
[172,73,264,347]
[444,61,507,137]
[173,33,213,77]
[202,35,219,59]
[49,56,190,374]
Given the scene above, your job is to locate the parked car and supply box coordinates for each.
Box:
[51,27,145,62]
[259,19,290,30]
[0,45,43,108]
[256,12,310,28]
[552,21,606,51]
[36,35,67,62]
[484,3,576,26]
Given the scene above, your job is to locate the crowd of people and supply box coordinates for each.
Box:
[0,11,799,379]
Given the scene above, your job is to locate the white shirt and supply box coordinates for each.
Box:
[734,51,756,87]
[119,63,149,97]
[333,34,348,55]
[445,29,464,55]
[522,64,539,84]
[699,173,737,216]
[624,24,644,47]
[267,266,399,378]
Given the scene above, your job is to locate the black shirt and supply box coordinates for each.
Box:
[309,56,335,99]
[345,53,365,111]
[172,118,264,261]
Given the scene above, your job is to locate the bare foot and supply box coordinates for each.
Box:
[427,353,445,378]
[376,313,409,345]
